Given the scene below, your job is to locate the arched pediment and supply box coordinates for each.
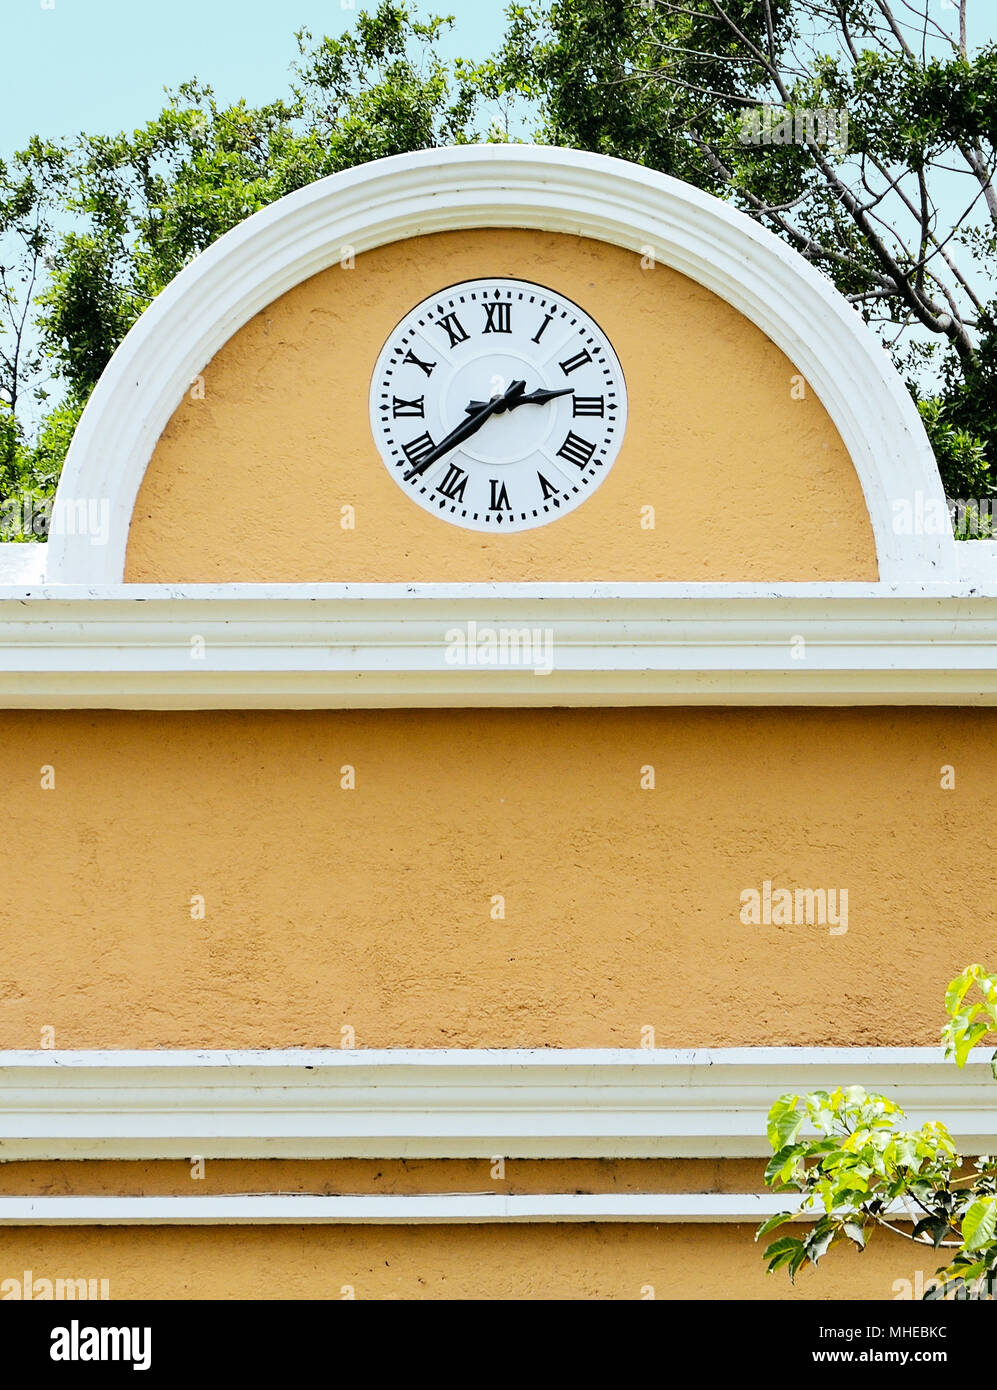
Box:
[46,145,956,585]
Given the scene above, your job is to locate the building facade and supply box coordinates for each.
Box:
[1,146,995,1300]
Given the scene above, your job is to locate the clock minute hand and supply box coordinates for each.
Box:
[465,387,573,412]
[403,379,527,480]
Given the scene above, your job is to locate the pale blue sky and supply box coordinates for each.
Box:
[2,0,993,415]
[3,1,994,155]
[1,1,510,154]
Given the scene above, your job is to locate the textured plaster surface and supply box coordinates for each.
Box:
[0,1223,908,1300]
[0,705,984,1049]
[0,1159,769,1197]
[125,229,877,582]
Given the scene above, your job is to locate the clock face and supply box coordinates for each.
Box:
[369,278,627,532]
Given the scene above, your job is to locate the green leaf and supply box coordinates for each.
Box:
[805,1222,835,1265]
[767,1095,803,1150]
[755,1210,794,1240]
[962,1197,997,1252]
[763,1235,799,1261]
[952,1258,986,1286]
[842,1221,866,1248]
[764,1144,805,1186]
[912,1214,952,1249]
[764,1235,805,1274]
[924,1276,960,1301]
[955,1021,989,1068]
[944,965,981,1016]
[834,1171,870,1195]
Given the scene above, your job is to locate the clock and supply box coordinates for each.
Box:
[369,277,627,532]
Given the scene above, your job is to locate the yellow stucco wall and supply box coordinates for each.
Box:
[1,705,988,1050]
[0,1221,910,1300]
[5,189,965,1304]
[124,229,877,583]
[0,1160,933,1299]
[0,1158,766,1196]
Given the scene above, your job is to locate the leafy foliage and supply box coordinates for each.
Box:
[942,963,997,1073]
[492,0,997,505]
[0,2,481,534]
[32,8,479,401]
[2,0,996,533]
[758,964,997,1299]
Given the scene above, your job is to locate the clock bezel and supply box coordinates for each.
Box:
[368,276,629,534]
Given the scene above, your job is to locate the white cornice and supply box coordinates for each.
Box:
[1,1048,993,1161]
[958,541,997,580]
[1,585,997,706]
[0,1193,803,1225]
[48,145,959,585]
[0,544,45,584]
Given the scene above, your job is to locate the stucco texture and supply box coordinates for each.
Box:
[0,705,989,1049]
[124,229,877,583]
[0,1223,911,1300]
[0,1159,769,1196]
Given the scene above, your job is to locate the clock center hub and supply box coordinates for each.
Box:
[442,350,558,467]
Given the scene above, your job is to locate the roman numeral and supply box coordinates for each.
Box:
[537,472,559,501]
[401,433,436,467]
[556,431,597,469]
[572,395,605,417]
[489,479,511,510]
[532,314,555,344]
[559,349,593,376]
[437,462,468,502]
[483,301,512,334]
[392,395,425,418]
[438,312,469,349]
[402,348,436,377]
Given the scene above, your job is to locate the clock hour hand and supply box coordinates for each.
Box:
[403,379,527,479]
[465,386,573,412]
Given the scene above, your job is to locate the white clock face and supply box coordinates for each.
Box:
[369,278,627,532]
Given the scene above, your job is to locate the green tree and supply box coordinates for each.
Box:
[758,964,997,1299]
[5,0,996,535]
[0,134,74,530]
[490,0,997,508]
[0,2,480,537]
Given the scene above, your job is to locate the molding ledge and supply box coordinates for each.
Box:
[2,585,997,707]
[0,1193,803,1225]
[1,1047,993,1161]
[0,544,45,584]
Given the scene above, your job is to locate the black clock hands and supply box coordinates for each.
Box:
[402,381,573,480]
[400,380,525,483]
[464,386,573,413]
[402,379,526,479]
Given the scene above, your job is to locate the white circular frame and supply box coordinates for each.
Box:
[48,144,957,584]
[368,275,629,533]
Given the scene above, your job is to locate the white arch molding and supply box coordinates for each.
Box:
[48,144,958,585]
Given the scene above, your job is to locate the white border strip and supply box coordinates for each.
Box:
[2,1048,992,1160]
[0,1193,802,1225]
[2,586,997,706]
